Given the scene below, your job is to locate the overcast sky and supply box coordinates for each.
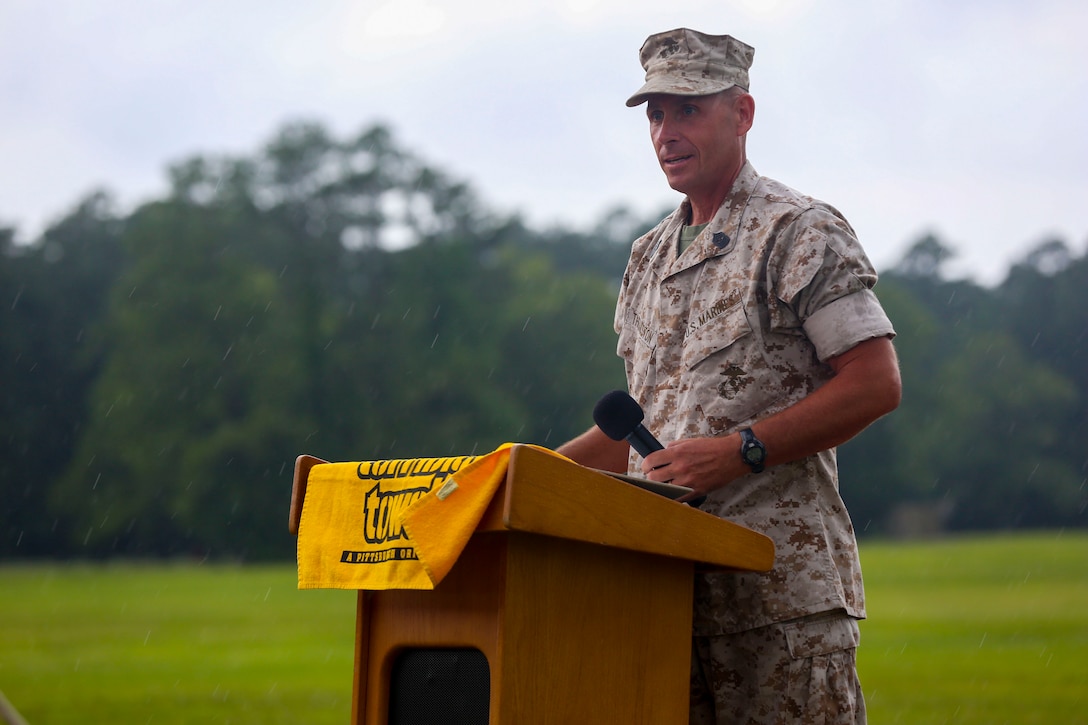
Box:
[2,0,1085,284]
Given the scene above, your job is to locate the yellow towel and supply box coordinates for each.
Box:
[296,452,479,590]
[401,442,517,586]
[296,443,570,590]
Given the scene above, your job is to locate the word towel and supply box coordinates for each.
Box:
[296,444,566,590]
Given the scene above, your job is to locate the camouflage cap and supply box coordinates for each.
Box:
[626,28,755,107]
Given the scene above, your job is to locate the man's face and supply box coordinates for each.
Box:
[645,92,750,208]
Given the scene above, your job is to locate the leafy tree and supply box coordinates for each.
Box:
[848,234,1086,533]
[0,193,125,556]
[924,331,1079,528]
[47,120,624,558]
[998,238,1088,524]
[490,247,626,448]
[51,199,304,557]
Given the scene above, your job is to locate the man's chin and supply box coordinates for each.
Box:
[661,171,689,195]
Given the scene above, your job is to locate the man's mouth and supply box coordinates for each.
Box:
[663,154,692,166]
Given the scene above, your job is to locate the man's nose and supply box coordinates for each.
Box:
[654,116,679,144]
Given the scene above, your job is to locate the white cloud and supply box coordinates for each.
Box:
[363,0,446,39]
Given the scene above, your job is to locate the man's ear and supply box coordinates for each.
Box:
[735,93,755,135]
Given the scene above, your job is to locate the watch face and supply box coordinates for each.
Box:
[744,446,764,464]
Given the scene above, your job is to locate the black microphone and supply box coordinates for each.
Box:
[593,390,664,458]
[593,390,707,508]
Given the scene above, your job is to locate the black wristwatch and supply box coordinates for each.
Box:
[739,427,767,474]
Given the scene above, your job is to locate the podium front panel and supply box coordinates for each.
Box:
[355,532,692,724]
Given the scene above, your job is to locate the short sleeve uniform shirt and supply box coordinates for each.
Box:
[615,162,895,634]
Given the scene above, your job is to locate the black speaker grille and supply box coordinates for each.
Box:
[388,648,490,725]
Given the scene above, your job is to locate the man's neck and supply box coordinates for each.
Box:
[687,157,746,225]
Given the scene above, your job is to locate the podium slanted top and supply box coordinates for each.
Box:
[482,445,774,572]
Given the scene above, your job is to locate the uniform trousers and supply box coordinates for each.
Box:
[689,610,866,725]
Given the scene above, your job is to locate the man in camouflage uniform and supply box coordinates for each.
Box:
[558,28,901,724]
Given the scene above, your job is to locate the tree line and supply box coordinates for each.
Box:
[2,120,1085,560]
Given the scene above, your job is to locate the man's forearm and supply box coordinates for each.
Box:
[640,336,901,496]
[556,426,631,474]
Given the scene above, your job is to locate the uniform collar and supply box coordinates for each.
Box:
[657,161,761,278]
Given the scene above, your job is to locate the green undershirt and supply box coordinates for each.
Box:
[679,223,708,255]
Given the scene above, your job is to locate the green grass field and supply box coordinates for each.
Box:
[858,531,1087,724]
[0,562,357,724]
[1,531,1085,723]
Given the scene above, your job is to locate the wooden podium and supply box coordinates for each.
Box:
[290,444,774,724]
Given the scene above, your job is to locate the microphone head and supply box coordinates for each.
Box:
[593,390,645,441]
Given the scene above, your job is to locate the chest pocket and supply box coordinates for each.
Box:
[680,301,782,427]
[681,300,752,371]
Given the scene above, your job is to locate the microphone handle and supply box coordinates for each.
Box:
[625,425,664,458]
[625,426,707,508]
